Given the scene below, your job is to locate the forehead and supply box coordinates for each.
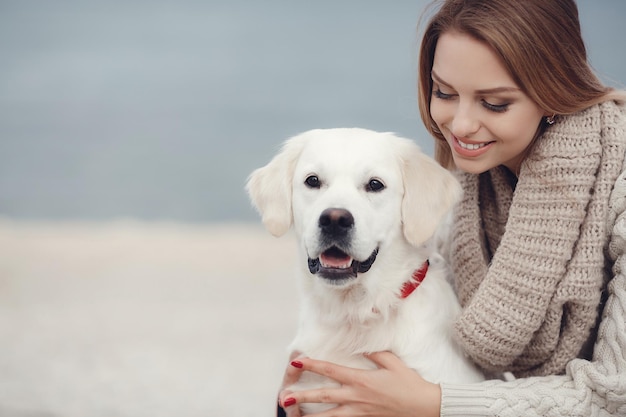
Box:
[432,30,517,90]
[295,130,402,178]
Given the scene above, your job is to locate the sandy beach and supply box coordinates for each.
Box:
[0,219,299,417]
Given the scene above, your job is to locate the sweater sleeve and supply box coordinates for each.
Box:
[439,171,626,417]
[440,272,625,416]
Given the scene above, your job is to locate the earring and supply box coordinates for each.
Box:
[545,114,556,125]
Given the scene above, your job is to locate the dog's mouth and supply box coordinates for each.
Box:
[308,247,378,284]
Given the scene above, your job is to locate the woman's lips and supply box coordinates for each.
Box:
[451,134,494,157]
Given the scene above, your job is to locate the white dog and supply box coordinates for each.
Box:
[247,128,483,414]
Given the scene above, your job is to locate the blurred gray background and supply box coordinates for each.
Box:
[0,2,625,416]
[1,0,625,224]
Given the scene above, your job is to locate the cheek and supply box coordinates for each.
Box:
[493,110,543,145]
[429,99,447,129]
[363,192,404,235]
[291,187,318,233]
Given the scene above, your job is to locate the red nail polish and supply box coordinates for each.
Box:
[283,397,296,407]
[290,360,303,368]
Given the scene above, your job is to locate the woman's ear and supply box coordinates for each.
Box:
[401,145,462,246]
[246,135,306,237]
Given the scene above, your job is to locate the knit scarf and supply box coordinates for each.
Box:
[449,101,626,377]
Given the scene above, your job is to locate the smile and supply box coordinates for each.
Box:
[452,135,494,155]
[457,139,488,150]
[308,247,379,284]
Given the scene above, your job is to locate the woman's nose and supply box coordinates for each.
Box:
[450,103,480,138]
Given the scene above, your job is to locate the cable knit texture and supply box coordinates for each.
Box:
[449,101,626,377]
[440,101,626,416]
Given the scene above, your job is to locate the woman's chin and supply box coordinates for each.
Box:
[452,157,493,175]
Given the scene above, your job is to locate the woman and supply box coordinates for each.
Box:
[278,0,626,415]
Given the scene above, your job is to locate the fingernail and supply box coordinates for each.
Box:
[283,397,296,407]
[290,360,303,368]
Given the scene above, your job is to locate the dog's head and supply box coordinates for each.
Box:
[246,128,461,286]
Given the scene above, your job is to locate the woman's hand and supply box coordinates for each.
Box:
[278,351,441,417]
[278,350,305,417]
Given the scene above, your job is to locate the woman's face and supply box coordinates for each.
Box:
[430,31,547,175]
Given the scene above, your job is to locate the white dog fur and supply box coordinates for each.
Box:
[247,128,483,414]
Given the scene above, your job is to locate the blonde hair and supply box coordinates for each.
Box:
[417,0,626,169]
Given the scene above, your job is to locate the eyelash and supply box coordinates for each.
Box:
[433,88,453,100]
[433,88,510,113]
[482,101,509,113]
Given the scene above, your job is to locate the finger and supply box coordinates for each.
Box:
[278,389,304,417]
[284,386,342,410]
[285,408,302,417]
[278,389,293,406]
[282,354,306,387]
[297,357,357,385]
[364,350,404,370]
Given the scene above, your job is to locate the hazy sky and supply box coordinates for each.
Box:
[1,0,625,223]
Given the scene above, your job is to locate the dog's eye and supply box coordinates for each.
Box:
[366,178,385,192]
[305,175,321,188]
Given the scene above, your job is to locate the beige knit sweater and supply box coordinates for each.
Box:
[440,101,626,415]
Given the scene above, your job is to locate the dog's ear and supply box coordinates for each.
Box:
[246,135,306,237]
[400,143,462,246]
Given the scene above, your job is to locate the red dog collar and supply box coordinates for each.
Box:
[399,260,429,299]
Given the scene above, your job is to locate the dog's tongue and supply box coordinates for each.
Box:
[320,247,352,268]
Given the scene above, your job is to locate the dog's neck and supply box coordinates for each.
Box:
[399,260,429,299]
[303,254,432,326]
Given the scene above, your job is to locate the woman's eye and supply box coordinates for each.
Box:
[366,178,385,192]
[482,100,510,113]
[433,88,455,100]
[304,175,321,188]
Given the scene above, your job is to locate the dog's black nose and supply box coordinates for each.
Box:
[319,208,354,235]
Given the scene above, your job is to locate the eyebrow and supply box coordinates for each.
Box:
[431,70,520,94]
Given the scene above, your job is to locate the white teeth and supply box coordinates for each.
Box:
[457,139,488,150]
[320,258,353,269]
